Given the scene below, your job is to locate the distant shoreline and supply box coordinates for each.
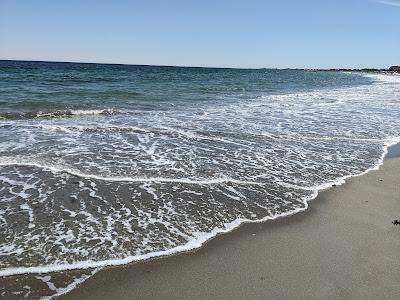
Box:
[309,68,400,76]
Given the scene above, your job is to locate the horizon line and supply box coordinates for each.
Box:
[0,59,392,71]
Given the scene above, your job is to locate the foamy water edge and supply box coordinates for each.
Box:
[1,136,399,278]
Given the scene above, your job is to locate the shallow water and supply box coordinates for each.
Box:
[1,61,400,298]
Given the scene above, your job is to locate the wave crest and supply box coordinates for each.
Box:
[0,109,118,120]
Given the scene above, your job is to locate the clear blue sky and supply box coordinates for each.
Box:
[0,0,399,68]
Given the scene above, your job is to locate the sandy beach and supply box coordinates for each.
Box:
[61,145,400,299]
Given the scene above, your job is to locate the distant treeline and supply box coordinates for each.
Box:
[305,66,400,73]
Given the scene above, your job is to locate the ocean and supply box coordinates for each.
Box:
[1,60,400,298]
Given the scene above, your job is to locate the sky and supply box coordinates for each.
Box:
[0,0,399,69]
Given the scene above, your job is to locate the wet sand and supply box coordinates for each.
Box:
[62,152,400,299]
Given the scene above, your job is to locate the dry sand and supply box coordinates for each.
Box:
[62,154,400,299]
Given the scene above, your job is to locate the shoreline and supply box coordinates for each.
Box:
[2,138,398,279]
[61,143,400,299]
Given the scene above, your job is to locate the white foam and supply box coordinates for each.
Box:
[69,109,114,116]
[279,137,400,192]
[1,137,398,277]
[39,269,99,300]
[362,73,400,83]
[34,109,117,118]
[20,203,35,229]
[0,159,262,186]
[0,198,309,276]
[35,275,57,291]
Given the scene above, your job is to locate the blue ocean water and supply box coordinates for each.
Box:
[1,60,400,296]
[0,60,373,114]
